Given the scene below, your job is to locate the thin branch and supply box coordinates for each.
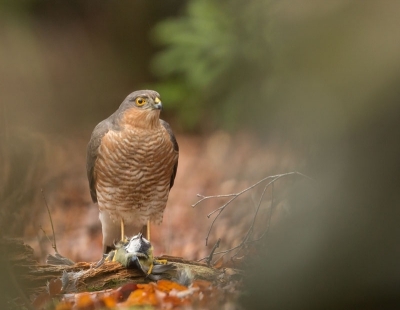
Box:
[41,188,58,253]
[39,225,53,246]
[193,172,310,209]
[204,238,221,267]
[239,178,276,248]
[209,178,274,262]
[205,212,221,246]
[195,172,307,247]
[192,194,236,208]
[250,183,274,242]
[196,171,312,263]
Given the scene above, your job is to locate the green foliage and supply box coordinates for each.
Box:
[151,0,272,131]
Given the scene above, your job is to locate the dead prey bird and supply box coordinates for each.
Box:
[98,233,175,281]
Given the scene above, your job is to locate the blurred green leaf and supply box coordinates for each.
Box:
[151,0,272,131]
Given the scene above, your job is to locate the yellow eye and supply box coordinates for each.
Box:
[135,97,147,106]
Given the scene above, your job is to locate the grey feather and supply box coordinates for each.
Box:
[173,267,194,287]
[151,263,176,274]
[46,253,75,266]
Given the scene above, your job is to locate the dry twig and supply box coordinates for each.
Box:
[194,172,312,265]
[205,238,221,267]
[41,188,58,253]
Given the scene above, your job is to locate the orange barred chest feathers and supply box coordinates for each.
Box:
[95,123,177,226]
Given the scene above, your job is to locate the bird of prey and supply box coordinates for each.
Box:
[86,90,179,253]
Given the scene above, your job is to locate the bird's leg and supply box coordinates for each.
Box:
[120,218,125,242]
[147,219,151,242]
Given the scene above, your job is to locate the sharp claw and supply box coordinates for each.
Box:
[104,252,112,262]
[104,250,116,262]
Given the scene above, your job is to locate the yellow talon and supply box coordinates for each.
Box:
[104,250,117,263]
[156,259,167,265]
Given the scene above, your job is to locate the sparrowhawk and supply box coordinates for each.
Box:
[87,90,179,253]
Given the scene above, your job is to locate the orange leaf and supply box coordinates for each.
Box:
[55,301,73,310]
[124,287,158,306]
[136,283,152,291]
[156,279,188,292]
[100,295,116,308]
[75,293,94,309]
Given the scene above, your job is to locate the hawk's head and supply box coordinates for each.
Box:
[125,90,162,111]
[119,90,163,129]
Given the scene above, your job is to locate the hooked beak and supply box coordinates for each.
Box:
[153,97,163,111]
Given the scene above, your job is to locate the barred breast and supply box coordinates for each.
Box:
[94,124,177,226]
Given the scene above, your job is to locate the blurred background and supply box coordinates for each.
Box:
[1,0,400,307]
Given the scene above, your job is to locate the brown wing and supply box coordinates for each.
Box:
[160,119,179,189]
[87,100,127,202]
[86,119,113,202]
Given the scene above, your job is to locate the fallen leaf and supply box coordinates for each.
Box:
[49,278,63,295]
[115,282,138,302]
[123,284,158,306]
[99,295,116,308]
[156,279,187,292]
[55,301,73,310]
[75,293,94,310]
